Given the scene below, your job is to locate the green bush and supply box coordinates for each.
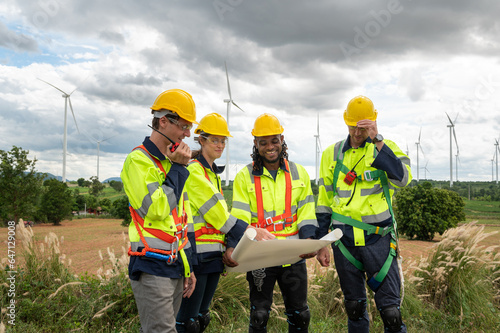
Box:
[112,196,132,227]
[39,179,75,225]
[394,182,465,240]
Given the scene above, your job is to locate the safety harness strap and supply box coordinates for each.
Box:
[253,159,298,237]
[330,141,398,289]
[190,159,224,242]
[128,145,190,277]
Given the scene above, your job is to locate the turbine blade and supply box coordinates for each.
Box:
[454,112,459,123]
[69,86,79,96]
[452,127,459,152]
[68,97,80,134]
[419,144,425,156]
[445,112,453,125]
[231,101,245,112]
[225,61,232,100]
[418,127,422,143]
[101,134,117,142]
[38,78,69,95]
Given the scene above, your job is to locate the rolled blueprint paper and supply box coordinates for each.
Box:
[227,228,343,273]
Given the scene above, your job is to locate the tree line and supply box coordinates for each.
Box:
[0,146,127,225]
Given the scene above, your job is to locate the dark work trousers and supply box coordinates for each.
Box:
[246,262,309,333]
[332,234,407,333]
[176,272,220,333]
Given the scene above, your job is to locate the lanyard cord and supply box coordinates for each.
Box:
[345,154,365,207]
[351,154,365,172]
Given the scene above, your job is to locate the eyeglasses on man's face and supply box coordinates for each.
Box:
[201,135,228,145]
[168,117,193,131]
[348,126,367,132]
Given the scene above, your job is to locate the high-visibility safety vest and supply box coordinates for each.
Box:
[121,145,192,277]
[186,159,238,254]
[316,139,412,290]
[231,160,318,240]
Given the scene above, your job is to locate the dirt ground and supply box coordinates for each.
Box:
[1,219,495,276]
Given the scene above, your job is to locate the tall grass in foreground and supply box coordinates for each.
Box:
[1,222,499,332]
[409,222,500,331]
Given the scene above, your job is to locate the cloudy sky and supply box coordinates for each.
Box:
[1,0,500,184]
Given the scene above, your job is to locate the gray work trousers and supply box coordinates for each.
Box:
[131,273,184,333]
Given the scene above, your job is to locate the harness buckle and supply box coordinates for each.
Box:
[363,170,373,181]
[272,222,285,232]
[284,216,294,226]
[264,217,274,227]
[169,240,179,261]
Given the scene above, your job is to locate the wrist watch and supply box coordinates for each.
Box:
[372,133,384,143]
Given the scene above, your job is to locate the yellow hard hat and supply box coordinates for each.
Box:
[251,113,284,137]
[151,89,198,124]
[343,95,377,126]
[194,113,232,137]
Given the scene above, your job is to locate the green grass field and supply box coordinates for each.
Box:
[71,184,126,202]
[464,200,500,224]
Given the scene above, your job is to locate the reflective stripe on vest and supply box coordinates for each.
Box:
[127,145,190,277]
[252,159,298,237]
[190,159,225,245]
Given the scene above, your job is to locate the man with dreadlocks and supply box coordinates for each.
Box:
[227,113,319,333]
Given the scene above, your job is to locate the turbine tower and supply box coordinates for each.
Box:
[495,139,499,184]
[445,113,459,187]
[223,61,245,186]
[492,154,495,182]
[314,112,322,185]
[38,78,80,183]
[88,135,116,180]
[423,161,431,180]
[415,128,424,182]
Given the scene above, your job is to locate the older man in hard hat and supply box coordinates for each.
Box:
[121,89,198,332]
[316,96,412,333]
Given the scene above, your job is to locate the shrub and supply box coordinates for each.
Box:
[394,182,465,240]
[112,196,131,227]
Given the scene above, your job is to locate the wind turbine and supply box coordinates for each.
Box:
[422,161,431,180]
[38,78,80,183]
[88,134,116,180]
[445,113,459,187]
[495,138,499,184]
[492,153,496,182]
[415,128,424,182]
[223,61,245,186]
[314,112,322,185]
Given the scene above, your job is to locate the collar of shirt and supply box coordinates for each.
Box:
[142,136,166,161]
[197,153,225,174]
[342,135,373,153]
[251,160,288,177]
